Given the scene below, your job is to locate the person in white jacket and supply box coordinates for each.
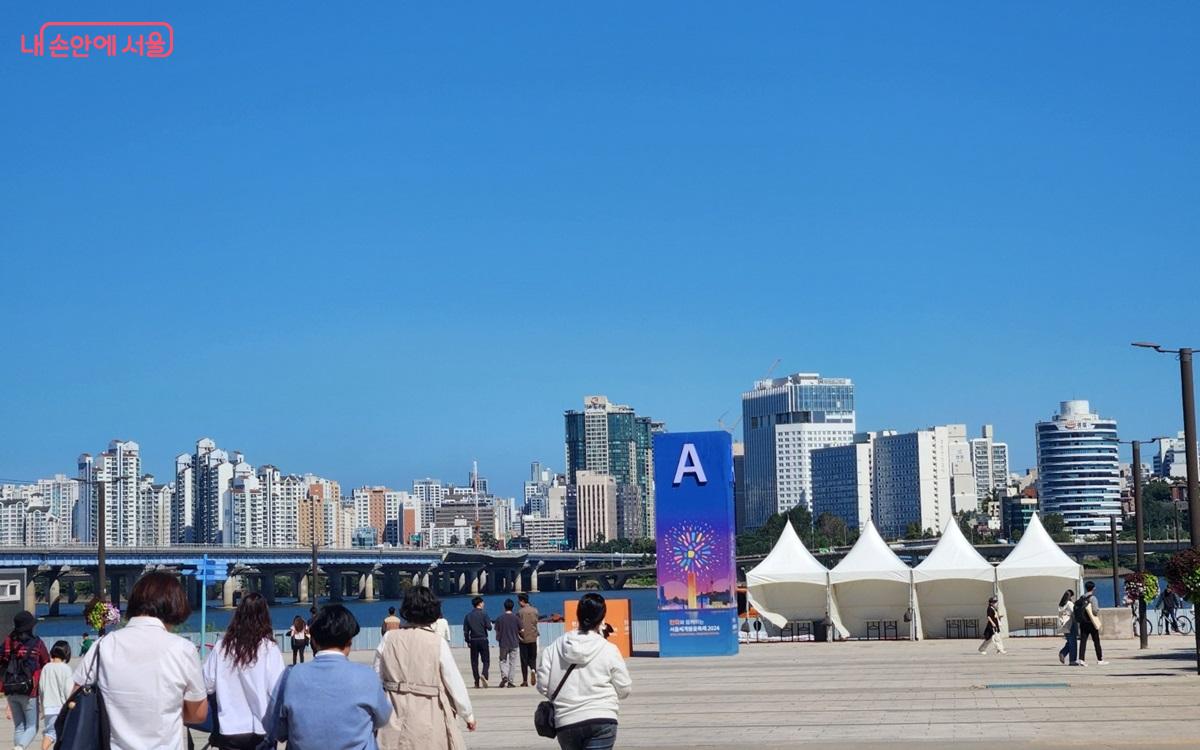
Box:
[536,593,632,750]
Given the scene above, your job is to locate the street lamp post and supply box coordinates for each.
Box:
[1125,438,1167,650]
[1133,343,1200,545]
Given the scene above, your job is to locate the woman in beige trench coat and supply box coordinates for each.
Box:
[374,587,476,750]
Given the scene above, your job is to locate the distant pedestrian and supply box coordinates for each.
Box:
[1057,589,1078,665]
[1075,580,1107,666]
[517,593,540,687]
[977,596,1006,655]
[381,606,402,636]
[72,572,208,749]
[1159,588,1181,634]
[374,586,475,749]
[266,604,391,750]
[290,616,309,664]
[203,592,286,750]
[432,615,451,643]
[494,599,520,688]
[38,640,72,750]
[0,610,51,750]
[79,631,94,656]
[536,593,631,750]
[463,597,492,689]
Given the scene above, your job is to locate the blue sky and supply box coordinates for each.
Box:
[2,3,1198,498]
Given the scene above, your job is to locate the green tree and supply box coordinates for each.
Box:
[1041,513,1074,543]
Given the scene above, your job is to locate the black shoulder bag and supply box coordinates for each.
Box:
[533,663,576,739]
[54,636,110,750]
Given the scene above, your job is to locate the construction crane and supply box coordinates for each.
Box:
[716,410,742,435]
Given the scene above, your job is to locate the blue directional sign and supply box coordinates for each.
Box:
[182,557,228,583]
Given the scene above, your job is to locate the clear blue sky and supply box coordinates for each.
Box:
[3,3,1198,499]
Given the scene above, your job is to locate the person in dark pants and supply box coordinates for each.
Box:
[463,596,492,688]
[1075,580,1107,666]
[1159,588,1181,634]
[517,593,541,687]
[494,599,521,688]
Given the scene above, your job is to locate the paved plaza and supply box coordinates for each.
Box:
[5,637,1199,749]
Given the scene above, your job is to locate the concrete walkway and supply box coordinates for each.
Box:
[4,637,1198,749]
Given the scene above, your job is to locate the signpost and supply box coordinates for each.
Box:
[183,555,227,650]
[653,431,738,657]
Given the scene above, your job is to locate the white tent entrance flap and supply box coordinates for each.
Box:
[913,521,997,639]
[829,521,921,640]
[996,513,1083,636]
[745,521,848,639]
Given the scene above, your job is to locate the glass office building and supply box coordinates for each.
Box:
[1035,400,1121,537]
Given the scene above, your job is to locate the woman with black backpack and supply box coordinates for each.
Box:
[0,610,50,750]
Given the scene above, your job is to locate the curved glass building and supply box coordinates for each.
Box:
[1035,400,1121,537]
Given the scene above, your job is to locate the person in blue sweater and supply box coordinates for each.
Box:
[267,605,392,750]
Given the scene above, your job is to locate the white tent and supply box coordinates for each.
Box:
[746,521,848,638]
[913,521,997,639]
[829,521,921,640]
[996,513,1083,636]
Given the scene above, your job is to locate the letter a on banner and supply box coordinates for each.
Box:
[672,443,708,486]
[654,431,738,657]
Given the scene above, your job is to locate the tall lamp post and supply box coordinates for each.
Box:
[1132,343,1199,545]
[308,494,321,607]
[1122,437,1167,650]
[1134,342,1200,673]
[70,473,129,602]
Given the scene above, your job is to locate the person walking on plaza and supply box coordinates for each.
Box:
[203,592,286,750]
[1158,588,1181,634]
[290,615,309,665]
[1057,589,1079,665]
[374,586,476,750]
[266,604,391,750]
[38,640,72,750]
[537,593,631,750]
[494,599,520,688]
[1,610,51,750]
[1075,580,1107,666]
[71,572,208,750]
[79,631,94,656]
[977,596,1007,655]
[432,614,451,643]
[517,593,540,687]
[463,597,492,689]
[381,607,402,636]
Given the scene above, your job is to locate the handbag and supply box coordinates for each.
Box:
[54,636,110,750]
[533,664,576,739]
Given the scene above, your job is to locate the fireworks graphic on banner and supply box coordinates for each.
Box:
[669,523,716,574]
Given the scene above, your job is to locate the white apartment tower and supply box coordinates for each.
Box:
[970,425,1011,502]
[76,440,142,547]
[575,471,618,548]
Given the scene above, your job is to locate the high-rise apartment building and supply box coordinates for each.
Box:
[811,431,893,530]
[872,426,963,538]
[137,475,172,546]
[970,425,1010,503]
[564,395,663,539]
[230,473,267,547]
[0,475,79,546]
[740,373,855,530]
[522,516,566,550]
[171,454,195,543]
[76,440,142,546]
[1036,400,1121,536]
[575,471,618,548]
[1153,431,1195,480]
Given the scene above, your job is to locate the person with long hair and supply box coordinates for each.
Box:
[71,572,208,750]
[1057,589,1079,665]
[203,592,286,749]
[374,586,475,749]
[289,615,309,665]
[0,611,50,750]
[536,593,631,750]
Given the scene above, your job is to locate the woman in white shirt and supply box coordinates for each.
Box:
[71,572,208,750]
[203,592,285,750]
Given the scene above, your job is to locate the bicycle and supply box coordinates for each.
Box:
[1158,610,1194,636]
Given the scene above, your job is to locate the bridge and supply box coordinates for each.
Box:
[0,545,647,613]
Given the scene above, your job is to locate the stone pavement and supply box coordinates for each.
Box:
[454,637,1200,750]
[4,637,1198,749]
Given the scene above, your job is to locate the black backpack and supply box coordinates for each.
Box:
[1073,595,1093,626]
[1,637,39,696]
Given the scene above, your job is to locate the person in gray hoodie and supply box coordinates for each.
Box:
[536,593,632,750]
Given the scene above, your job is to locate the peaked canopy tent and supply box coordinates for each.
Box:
[913,522,997,639]
[829,521,922,640]
[745,521,848,639]
[996,513,1083,636]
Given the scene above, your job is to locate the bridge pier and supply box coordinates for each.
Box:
[48,578,61,617]
[261,574,277,606]
[24,580,36,614]
[359,573,376,601]
[327,568,345,601]
[223,576,240,608]
[296,574,309,604]
[381,571,402,600]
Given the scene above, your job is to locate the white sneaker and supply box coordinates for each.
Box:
[1076,661,1088,667]
[1097,660,1109,665]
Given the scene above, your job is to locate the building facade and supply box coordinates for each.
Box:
[740,373,855,531]
[575,471,618,548]
[871,426,962,539]
[811,431,892,530]
[970,424,1010,504]
[1036,400,1121,536]
[76,440,142,546]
